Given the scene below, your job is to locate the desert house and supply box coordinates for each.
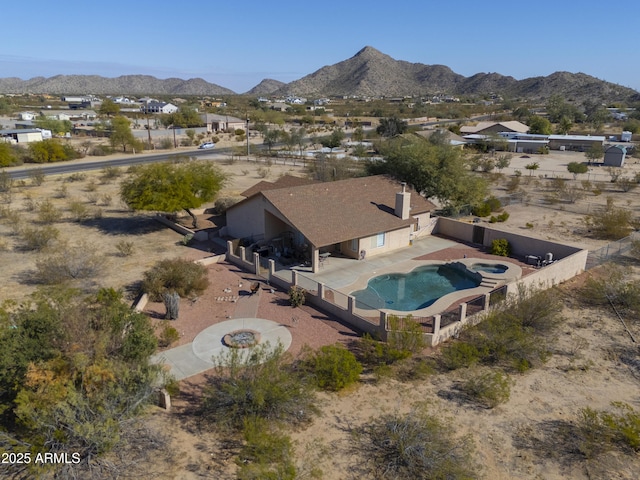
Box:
[140,101,178,114]
[0,128,49,144]
[199,113,246,133]
[225,175,435,272]
[460,121,530,135]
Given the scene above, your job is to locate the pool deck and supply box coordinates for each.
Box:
[287,235,531,318]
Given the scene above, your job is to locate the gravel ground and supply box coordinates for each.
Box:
[147,260,360,356]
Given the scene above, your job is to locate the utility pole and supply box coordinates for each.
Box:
[246,115,250,158]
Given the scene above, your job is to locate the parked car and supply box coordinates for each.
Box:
[198,142,215,149]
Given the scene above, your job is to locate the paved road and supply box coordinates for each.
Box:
[4,147,244,180]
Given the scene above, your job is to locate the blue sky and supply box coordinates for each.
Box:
[2,0,639,94]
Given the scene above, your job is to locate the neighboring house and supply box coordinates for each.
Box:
[415,129,467,149]
[0,129,44,144]
[268,102,289,112]
[460,121,529,135]
[200,113,246,133]
[18,112,37,121]
[226,175,435,272]
[43,110,97,121]
[603,145,627,167]
[42,111,71,121]
[140,102,178,114]
[60,95,92,103]
[547,134,605,152]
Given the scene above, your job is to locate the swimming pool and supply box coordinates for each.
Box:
[351,264,481,311]
[470,263,508,274]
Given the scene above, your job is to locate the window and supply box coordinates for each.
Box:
[350,239,358,251]
[370,232,385,249]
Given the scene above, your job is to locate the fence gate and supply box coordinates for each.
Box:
[472,225,485,245]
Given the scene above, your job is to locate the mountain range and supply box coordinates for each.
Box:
[0,46,637,103]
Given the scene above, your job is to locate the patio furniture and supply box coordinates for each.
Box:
[250,282,260,295]
[319,252,331,268]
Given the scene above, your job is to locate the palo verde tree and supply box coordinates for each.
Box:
[368,136,487,214]
[567,161,588,179]
[120,160,227,228]
[109,115,141,152]
[99,98,120,117]
[527,115,552,135]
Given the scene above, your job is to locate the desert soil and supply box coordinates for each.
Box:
[2,148,640,478]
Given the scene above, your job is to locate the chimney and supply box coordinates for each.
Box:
[395,182,411,220]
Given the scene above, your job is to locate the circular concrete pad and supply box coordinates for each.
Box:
[191,318,292,366]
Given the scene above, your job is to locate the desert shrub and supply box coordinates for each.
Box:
[65,172,86,182]
[387,315,426,354]
[459,369,512,408]
[579,265,640,316]
[85,193,99,204]
[0,207,22,234]
[214,196,242,214]
[394,357,436,382]
[577,403,640,458]
[158,321,180,348]
[257,166,270,178]
[180,233,194,246]
[100,166,122,182]
[100,193,112,206]
[303,344,362,391]
[440,342,482,370]
[159,138,174,149]
[236,417,297,480]
[485,196,501,211]
[356,333,411,368]
[36,199,63,224]
[445,285,561,372]
[472,202,491,217]
[20,225,59,251]
[490,238,511,256]
[67,200,90,222]
[496,211,509,222]
[352,408,478,480]
[54,184,68,198]
[91,144,113,156]
[85,180,98,192]
[618,177,637,192]
[33,241,105,284]
[115,239,135,257]
[584,197,634,240]
[288,285,306,307]
[202,342,316,431]
[28,168,45,186]
[142,258,209,301]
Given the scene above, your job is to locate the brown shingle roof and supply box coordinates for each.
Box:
[261,175,435,247]
[240,174,317,198]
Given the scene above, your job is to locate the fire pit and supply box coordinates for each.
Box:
[223,329,261,348]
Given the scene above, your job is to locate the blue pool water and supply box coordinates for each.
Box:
[352,265,481,311]
[470,263,508,274]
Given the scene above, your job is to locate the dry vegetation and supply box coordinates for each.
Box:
[2,150,640,479]
[0,158,307,303]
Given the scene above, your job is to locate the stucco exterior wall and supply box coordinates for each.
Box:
[226,196,266,241]
[435,217,582,259]
[359,226,411,258]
